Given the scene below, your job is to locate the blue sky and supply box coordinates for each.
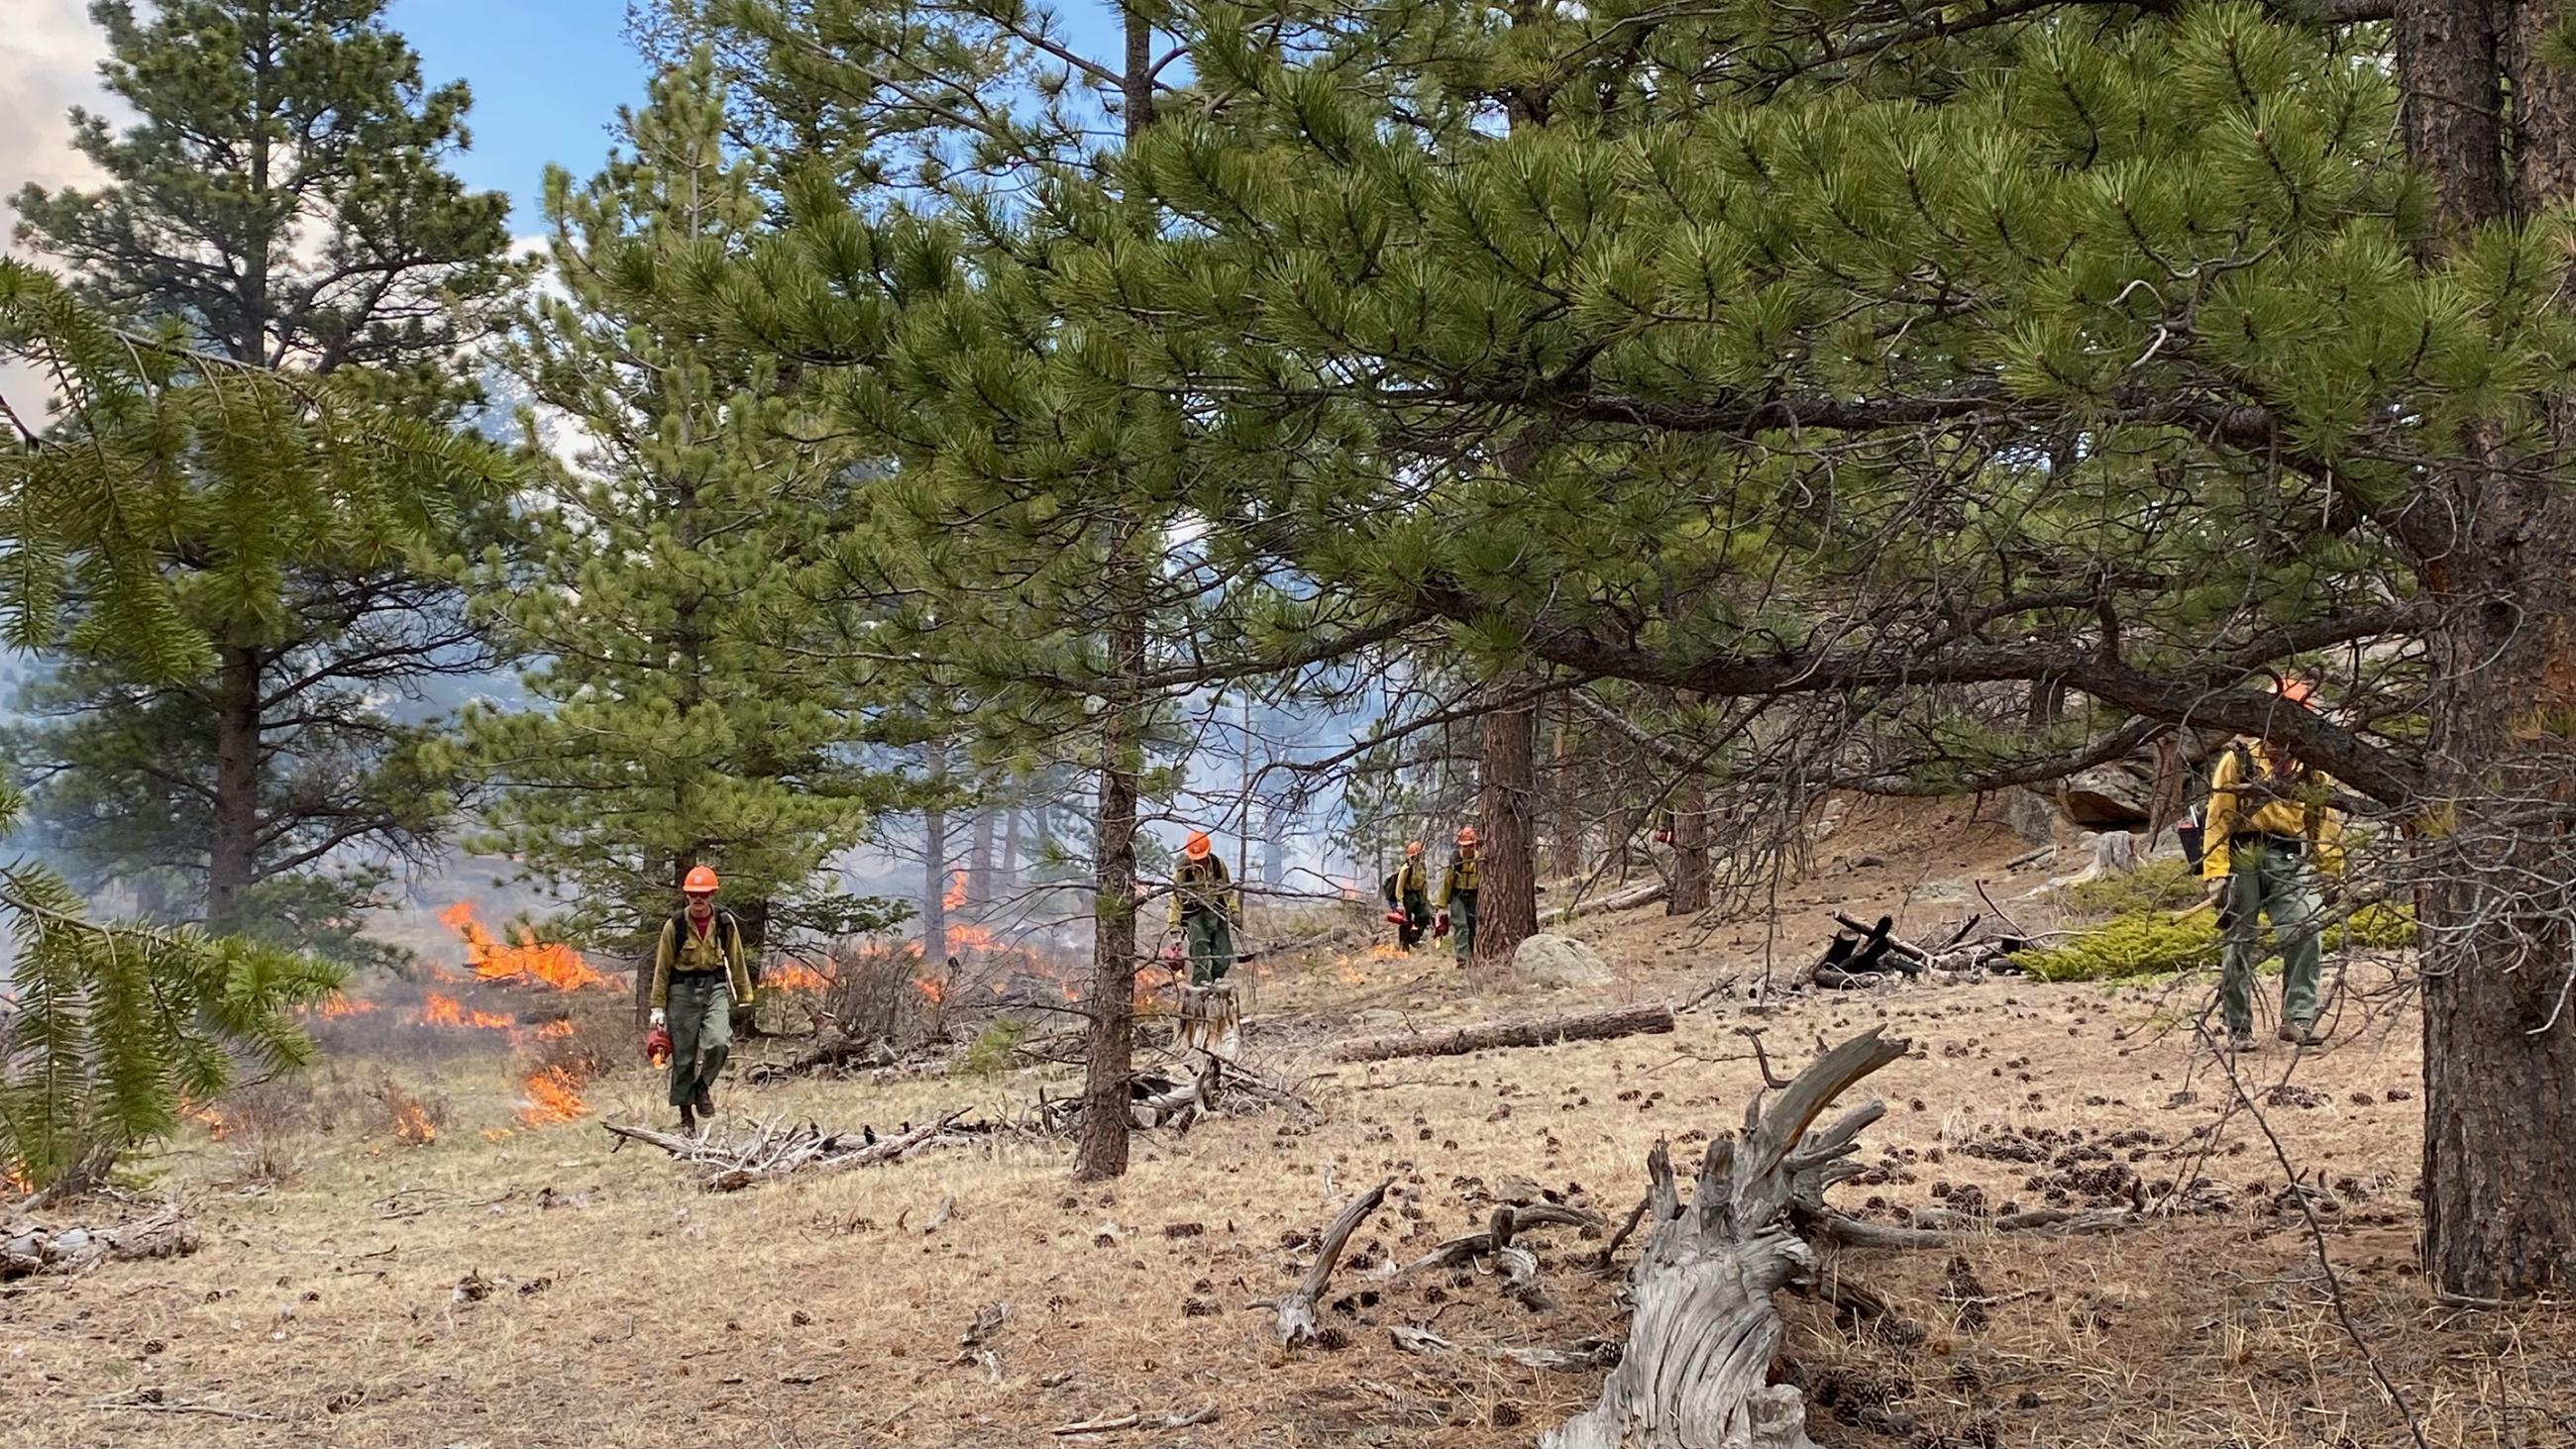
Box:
[387,0,652,228]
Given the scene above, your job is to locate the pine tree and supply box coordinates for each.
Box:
[1104,0,2576,1294]
[467,53,902,960]
[8,0,524,942]
[0,261,469,1188]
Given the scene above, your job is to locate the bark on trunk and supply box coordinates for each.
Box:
[1001,804,1022,901]
[2417,511,2576,1299]
[967,806,995,918]
[2397,0,2576,1301]
[204,645,263,934]
[1332,1002,1674,1063]
[922,759,948,967]
[1669,776,1712,916]
[1477,681,1540,964]
[1552,705,1583,880]
[1546,1029,1909,1449]
[1075,561,1148,1183]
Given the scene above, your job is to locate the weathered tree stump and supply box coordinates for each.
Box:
[1546,1028,1909,1449]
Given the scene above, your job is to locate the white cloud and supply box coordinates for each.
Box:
[0,1,114,244]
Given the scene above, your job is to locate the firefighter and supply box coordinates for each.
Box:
[1436,825,1479,966]
[1382,840,1433,949]
[1168,831,1239,986]
[2200,678,2345,1053]
[647,865,756,1134]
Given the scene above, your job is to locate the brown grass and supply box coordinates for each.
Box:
[4,801,2566,1448]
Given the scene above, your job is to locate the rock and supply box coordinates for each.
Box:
[2057,766,2154,829]
[1512,934,1615,989]
[2000,788,2060,845]
[1908,879,1971,905]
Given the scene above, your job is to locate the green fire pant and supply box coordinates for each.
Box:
[1183,909,1235,986]
[1398,888,1431,949]
[2219,840,2324,1037]
[666,973,733,1108]
[1449,888,1478,966]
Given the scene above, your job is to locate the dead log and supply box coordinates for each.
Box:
[1804,1206,2148,1250]
[1276,1178,1391,1348]
[1545,877,1669,925]
[1545,1028,1910,1449]
[1052,1406,1219,1435]
[1333,1003,1674,1064]
[0,1207,199,1281]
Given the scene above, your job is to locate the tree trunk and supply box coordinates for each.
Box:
[204,645,263,934]
[2396,0,2576,1301]
[1000,804,1021,902]
[1551,704,1582,880]
[1669,776,1712,916]
[1476,680,1539,965]
[2416,498,2576,1300]
[1076,555,1148,1184]
[967,805,995,918]
[922,740,948,966]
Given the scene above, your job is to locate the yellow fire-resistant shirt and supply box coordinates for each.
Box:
[2200,741,2344,880]
[650,910,756,1008]
[1436,855,1479,907]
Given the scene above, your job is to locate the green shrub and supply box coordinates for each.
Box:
[2059,858,2204,917]
[2015,909,2223,982]
[957,1018,1028,1079]
[2330,901,2416,949]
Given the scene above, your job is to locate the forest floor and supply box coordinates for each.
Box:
[6,800,2569,1449]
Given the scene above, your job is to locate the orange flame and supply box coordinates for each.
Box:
[483,1128,514,1143]
[534,1019,574,1040]
[181,1098,230,1141]
[518,1066,587,1127]
[391,1097,437,1145]
[766,960,833,992]
[1367,942,1404,960]
[947,922,998,954]
[314,991,377,1018]
[915,975,946,1005]
[420,993,516,1032]
[941,869,968,910]
[439,901,610,991]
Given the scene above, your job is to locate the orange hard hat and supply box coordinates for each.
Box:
[1184,831,1213,860]
[683,865,719,893]
[1455,825,1478,846]
[1405,839,1424,858]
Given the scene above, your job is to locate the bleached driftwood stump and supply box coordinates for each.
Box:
[1546,1028,1910,1449]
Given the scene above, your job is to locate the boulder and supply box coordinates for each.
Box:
[2057,766,2155,829]
[1513,933,1616,989]
[2000,788,2060,846]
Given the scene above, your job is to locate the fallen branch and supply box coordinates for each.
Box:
[600,1110,973,1191]
[1545,877,1668,924]
[1409,1202,1604,1272]
[1278,1178,1391,1348]
[1333,1003,1674,1064]
[1052,1406,1220,1435]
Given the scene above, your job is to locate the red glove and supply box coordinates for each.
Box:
[645,1024,673,1068]
[1434,911,1450,939]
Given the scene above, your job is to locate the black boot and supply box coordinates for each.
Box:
[692,1087,714,1117]
[679,1103,698,1135]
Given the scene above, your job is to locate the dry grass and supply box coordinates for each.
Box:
[5,802,2567,1448]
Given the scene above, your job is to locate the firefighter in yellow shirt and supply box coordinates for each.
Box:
[2200,679,2344,1053]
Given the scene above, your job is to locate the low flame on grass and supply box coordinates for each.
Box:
[518,1066,587,1127]
[314,991,378,1018]
[439,901,610,991]
[420,993,515,1032]
[390,1096,437,1145]
[941,870,968,910]
[181,1098,230,1141]
[946,923,998,954]
[533,1019,574,1040]
[1367,942,1404,961]
[483,1128,513,1144]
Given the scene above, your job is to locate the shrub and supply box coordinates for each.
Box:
[958,1019,1029,1079]
[2015,910,2223,982]
[2060,859,2204,917]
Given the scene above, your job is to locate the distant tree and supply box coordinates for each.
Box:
[7,0,523,948]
